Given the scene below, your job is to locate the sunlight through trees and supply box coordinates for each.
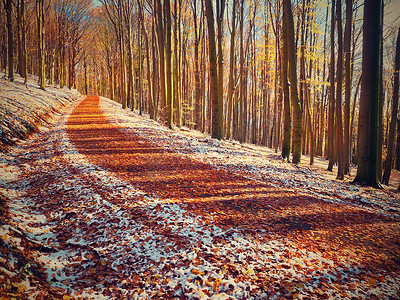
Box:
[1,0,400,187]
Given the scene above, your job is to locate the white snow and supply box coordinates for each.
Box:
[1,85,399,298]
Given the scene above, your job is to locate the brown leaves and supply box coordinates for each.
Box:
[3,95,399,299]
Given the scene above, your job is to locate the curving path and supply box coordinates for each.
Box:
[64,96,400,298]
[4,95,399,299]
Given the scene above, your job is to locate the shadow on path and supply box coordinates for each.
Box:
[66,96,400,272]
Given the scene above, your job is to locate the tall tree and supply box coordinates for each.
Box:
[191,0,201,130]
[327,0,335,171]
[205,0,222,139]
[4,0,14,82]
[122,0,135,111]
[382,27,400,185]
[216,0,225,137]
[137,0,154,119]
[225,0,236,139]
[281,0,291,161]
[173,0,181,126]
[155,0,166,121]
[335,0,344,179]
[16,0,27,84]
[37,0,45,89]
[283,0,302,163]
[353,0,383,188]
[238,0,246,142]
[343,0,353,174]
[164,0,173,128]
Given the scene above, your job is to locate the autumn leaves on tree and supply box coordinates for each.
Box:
[1,0,399,188]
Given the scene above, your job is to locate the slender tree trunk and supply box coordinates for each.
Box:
[165,0,173,128]
[281,2,291,161]
[327,0,335,170]
[396,119,400,170]
[127,25,135,110]
[318,4,329,157]
[37,0,45,89]
[5,0,14,82]
[216,0,225,138]
[251,19,257,144]
[173,0,181,126]
[49,49,55,86]
[59,29,65,89]
[306,36,315,165]
[335,0,345,179]
[262,14,270,146]
[152,18,159,119]
[239,0,246,142]
[84,54,88,95]
[192,0,201,130]
[155,0,166,121]
[353,0,383,188]
[343,0,353,174]
[377,4,384,182]
[383,28,400,185]
[138,33,143,115]
[299,0,308,155]
[226,0,236,139]
[2,1,7,78]
[137,0,154,119]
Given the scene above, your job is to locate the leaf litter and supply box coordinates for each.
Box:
[0,82,399,299]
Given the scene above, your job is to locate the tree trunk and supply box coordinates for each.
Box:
[152,18,159,119]
[216,0,225,138]
[127,24,135,110]
[377,4,384,183]
[205,0,222,139]
[155,0,166,121]
[164,0,173,128]
[239,0,246,142]
[283,0,302,164]
[173,0,181,127]
[84,54,88,95]
[192,0,201,130]
[17,0,27,82]
[327,0,335,171]
[226,0,236,139]
[5,0,14,82]
[137,0,154,119]
[382,28,400,185]
[335,0,345,179]
[396,119,400,170]
[281,2,291,161]
[138,33,143,115]
[343,0,353,174]
[37,0,45,89]
[353,0,383,188]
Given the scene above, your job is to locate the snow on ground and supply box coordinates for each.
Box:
[99,97,400,216]
[1,88,399,299]
[0,72,81,150]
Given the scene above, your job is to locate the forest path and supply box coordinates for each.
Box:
[3,95,399,299]
[65,95,400,297]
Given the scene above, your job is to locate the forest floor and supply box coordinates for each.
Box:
[1,80,400,299]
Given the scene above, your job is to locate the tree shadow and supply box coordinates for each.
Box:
[66,96,400,274]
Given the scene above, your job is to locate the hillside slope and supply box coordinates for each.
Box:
[0,73,81,299]
[0,73,81,151]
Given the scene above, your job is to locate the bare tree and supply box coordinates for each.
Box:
[383,27,400,185]
[283,0,302,164]
[4,0,14,82]
[205,0,222,139]
[353,0,383,188]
